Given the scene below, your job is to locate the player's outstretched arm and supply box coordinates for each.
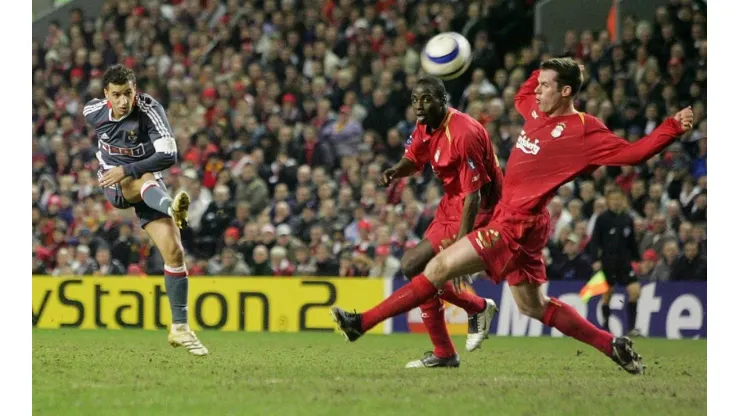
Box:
[378,157,418,187]
[514,69,540,116]
[123,99,178,179]
[585,107,693,166]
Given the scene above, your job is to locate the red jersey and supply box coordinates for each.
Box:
[404,108,503,222]
[504,70,685,213]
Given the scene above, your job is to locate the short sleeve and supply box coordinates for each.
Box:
[454,127,492,195]
[403,125,428,170]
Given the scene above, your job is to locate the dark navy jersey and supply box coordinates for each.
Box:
[83,93,177,179]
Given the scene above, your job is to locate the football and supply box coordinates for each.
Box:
[420,32,473,81]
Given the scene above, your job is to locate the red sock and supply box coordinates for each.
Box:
[361,274,437,332]
[420,298,456,358]
[542,298,613,356]
[439,281,486,314]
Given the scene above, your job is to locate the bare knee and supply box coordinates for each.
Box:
[423,254,453,287]
[162,241,185,267]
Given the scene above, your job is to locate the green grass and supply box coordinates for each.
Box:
[33,330,706,416]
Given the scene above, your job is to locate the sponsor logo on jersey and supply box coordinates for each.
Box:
[467,158,476,170]
[515,131,541,155]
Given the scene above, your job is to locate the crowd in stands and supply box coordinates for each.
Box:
[32,0,706,282]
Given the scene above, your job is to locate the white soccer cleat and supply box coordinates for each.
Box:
[168,324,209,356]
[465,298,498,352]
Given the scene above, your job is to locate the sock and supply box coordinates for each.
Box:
[164,264,189,324]
[627,301,638,332]
[439,281,486,314]
[601,303,611,331]
[542,298,613,356]
[420,298,456,358]
[361,274,437,332]
[141,181,173,216]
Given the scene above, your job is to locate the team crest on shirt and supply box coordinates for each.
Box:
[531,110,539,119]
[126,130,139,143]
[551,122,566,138]
[405,135,413,147]
[435,149,441,162]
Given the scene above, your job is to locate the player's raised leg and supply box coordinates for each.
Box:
[332,236,486,342]
[509,280,644,374]
[120,173,190,229]
[144,217,208,356]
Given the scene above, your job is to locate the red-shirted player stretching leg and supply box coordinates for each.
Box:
[378,77,504,368]
[332,58,693,374]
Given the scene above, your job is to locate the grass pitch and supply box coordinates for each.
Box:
[33,330,706,416]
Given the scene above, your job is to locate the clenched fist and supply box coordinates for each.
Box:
[674,106,694,132]
[378,168,397,187]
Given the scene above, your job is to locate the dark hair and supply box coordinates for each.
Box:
[541,58,582,97]
[416,76,448,102]
[103,64,136,88]
[606,187,626,197]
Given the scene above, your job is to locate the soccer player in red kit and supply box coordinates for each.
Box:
[332,58,694,374]
[377,76,503,368]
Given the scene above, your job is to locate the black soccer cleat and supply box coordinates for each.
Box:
[405,351,461,368]
[611,336,646,375]
[330,307,364,342]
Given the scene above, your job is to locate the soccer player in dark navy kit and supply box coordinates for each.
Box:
[84,64,208,356]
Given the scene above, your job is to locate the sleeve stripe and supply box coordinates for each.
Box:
[140,101,173,140]
[83,101,107,116]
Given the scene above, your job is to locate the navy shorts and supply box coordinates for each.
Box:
[98,169,169,228]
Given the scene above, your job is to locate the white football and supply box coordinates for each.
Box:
[420,32,473,81]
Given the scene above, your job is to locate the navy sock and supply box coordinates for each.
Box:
[141,181,172,216]
[164,265,188,324]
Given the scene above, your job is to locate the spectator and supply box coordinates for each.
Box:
[636,249,660,281]
[651,240,680,282]
[640,214,677,255]
[92,246,126,276]
[670,240,707,281]
[235,163,269,216]
[550,234,593,281]
[209,247,251,276]
[368,245,401,278]
[294,246,317,276]
[252,244,273,276]
[270,246,295,277]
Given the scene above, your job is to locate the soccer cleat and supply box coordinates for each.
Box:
[405,351,461,368]
[610,336,645,375]
[627,328,642,338]
[330,307,364,342]
[170,191,190,229]
[168,324,209,356]
[466,298,498,352]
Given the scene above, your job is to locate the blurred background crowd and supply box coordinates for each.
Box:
[32,0,707,282]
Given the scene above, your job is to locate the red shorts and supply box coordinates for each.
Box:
[425,209,494,254]
[466,204,551,286]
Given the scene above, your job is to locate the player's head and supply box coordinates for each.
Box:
[103,64,136,118]
[536,58,583,115]
[412,76,448,127]
[606,188,626,213]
